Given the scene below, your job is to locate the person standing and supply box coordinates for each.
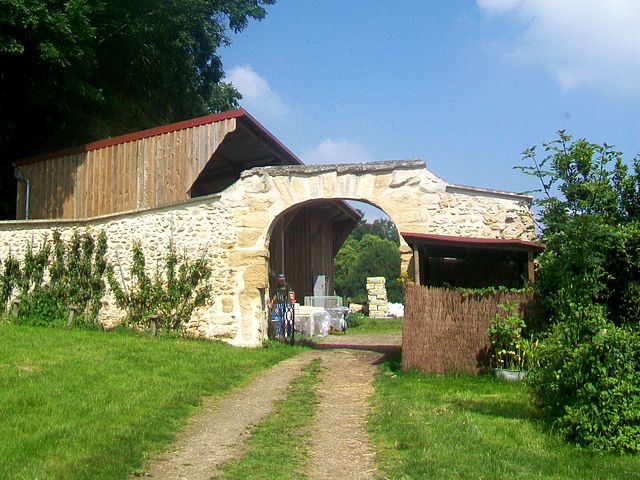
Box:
[268,273,295,343]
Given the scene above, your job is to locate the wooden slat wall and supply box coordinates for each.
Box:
[268,208,338,299]
[15,118,236,220]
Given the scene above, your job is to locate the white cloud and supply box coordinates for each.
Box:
[302,138,373,164]
[476,0,519,14]
[476,0,640,96]
[226,64,290,117]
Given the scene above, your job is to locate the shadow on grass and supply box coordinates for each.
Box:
[451,396,539,422]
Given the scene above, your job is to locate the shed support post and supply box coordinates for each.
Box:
[527,251,535,284]
[413,246,421,285]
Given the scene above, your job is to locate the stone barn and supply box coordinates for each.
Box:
[1,109,537,345]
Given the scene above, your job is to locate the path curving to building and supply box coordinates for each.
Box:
[304,348,380,480]
[140,332,394,480]
[141,350,321,480]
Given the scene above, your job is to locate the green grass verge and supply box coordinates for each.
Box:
[217,357,322,480]
[0,323,303,480]
[368,360,640,480]
[347,314,402,334]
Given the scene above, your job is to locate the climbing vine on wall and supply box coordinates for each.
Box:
[107,241,212,331]
[0,230,109,326]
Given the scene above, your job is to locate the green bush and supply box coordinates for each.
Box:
[487,301,526,370]
[335,234,402,303]
[108,241,212,331]
[0,230,108,326]
[520,132,640,453]
[528,304,640,453]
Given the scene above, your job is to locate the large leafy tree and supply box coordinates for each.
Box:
[0,0,274,218]
[349,216,400,245]
[519,131,640,327]
[519,131,640,452]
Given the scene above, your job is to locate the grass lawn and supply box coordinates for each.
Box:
[369,359,640,480]
[347,314,403,334]
[0,323,303,480]
[218,358,322,480]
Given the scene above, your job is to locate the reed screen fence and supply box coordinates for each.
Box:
[402,283,540,374]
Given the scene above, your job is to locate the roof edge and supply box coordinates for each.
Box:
[446,183,533,202]
[401,231,543,250]
[16,109,248,166]
[237,110,304,165]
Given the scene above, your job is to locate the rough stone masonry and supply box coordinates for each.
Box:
[0,160,535,346]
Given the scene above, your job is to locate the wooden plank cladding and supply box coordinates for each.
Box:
[15,117,237,220]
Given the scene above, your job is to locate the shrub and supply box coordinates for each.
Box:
[487,301,526,370]
[0,254,20,314]
[528,304,640,453]
[108,242,212,331]
[0,230,108,326]
[520,132,640,452]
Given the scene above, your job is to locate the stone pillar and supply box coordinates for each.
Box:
[367,276,388,318]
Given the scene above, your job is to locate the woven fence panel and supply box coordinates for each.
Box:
[402,283,537,374]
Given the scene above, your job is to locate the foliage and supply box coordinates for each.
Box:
[335,233,402,303]
[527,305,640,453]
[369,361,640,479]
[0,323,301,479]
[49,230,108,319]
[349,214,400,244]
[108,241,212,330]
[518,131,640,327]
[487,301,527,370]
[446,285,533,295]
[0,0,275,218]
[1,230,108,326]
[518,131,640,452]
[0,253,20,313]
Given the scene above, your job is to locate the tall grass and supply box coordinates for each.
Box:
[0,324,301,479]
[368,360,640,479]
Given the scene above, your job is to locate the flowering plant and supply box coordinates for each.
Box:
[487,302,527,371]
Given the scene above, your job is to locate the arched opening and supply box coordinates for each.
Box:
[333,200,403,308]
[265,198,404,341]
[266,199,361,300]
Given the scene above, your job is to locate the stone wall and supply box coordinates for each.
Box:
[0,160,535,346]
[0,195,253,343]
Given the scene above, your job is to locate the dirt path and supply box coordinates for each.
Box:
[316,331,401,347]
[305,349,379,480]
[141,350,321,480]
[141,332,393,480]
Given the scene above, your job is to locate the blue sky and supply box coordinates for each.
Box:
[221,0,640,218]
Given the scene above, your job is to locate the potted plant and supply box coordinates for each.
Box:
[487,301,531,380]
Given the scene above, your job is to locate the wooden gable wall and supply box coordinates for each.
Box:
[15,118,236,220]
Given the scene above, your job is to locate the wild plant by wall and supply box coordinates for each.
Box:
[107,241,212,331]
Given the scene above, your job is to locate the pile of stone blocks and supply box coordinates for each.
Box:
[366,276,388,318]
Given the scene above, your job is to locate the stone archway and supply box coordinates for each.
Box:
[0,159,533,346]
[221,160,534,345]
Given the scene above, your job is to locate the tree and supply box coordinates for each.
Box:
[519,131,640,452]
[0,0,275,218]
[350,215,400,244]
[518,131,640,327]
[334,233,402,304]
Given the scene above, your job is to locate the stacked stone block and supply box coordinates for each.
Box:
[367,276,388,318]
